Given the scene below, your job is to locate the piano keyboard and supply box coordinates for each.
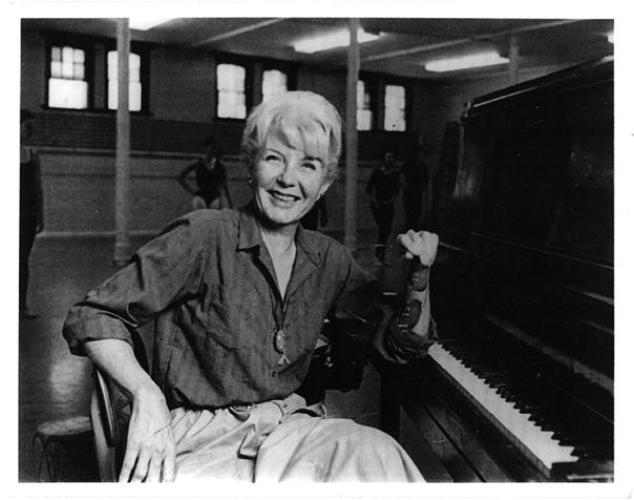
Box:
[428,341,580,474]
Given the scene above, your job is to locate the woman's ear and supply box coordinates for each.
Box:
[318,178,334,199]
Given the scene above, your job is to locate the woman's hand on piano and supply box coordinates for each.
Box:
[397,230,439,267]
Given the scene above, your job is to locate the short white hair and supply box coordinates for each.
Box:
[241,91,342,180]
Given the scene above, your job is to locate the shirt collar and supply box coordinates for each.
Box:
[237,202,322,266]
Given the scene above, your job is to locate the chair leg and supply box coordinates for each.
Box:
[90,389,118,481]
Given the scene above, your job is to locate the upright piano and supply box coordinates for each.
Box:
[382,57,614,482]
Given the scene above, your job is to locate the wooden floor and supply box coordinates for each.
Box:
[18,229,444,482]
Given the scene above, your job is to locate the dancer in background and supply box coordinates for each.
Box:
[366,149,401,264]
[402,144,430,230]
[177,137,233,210]
[20,109,44,319]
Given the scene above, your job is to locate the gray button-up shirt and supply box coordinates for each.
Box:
[63,204,433,410]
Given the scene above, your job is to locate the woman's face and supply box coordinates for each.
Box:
[253,131,332,228]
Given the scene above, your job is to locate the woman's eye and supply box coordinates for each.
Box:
[266,155,281,162]
[302,162,318,171]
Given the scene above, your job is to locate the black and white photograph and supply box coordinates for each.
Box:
[7,1,633,498]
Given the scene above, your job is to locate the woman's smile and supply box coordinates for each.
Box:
[268,189,301,205]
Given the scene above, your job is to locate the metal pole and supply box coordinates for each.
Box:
[114,18,131,265]
[509,35,519,85]
[344,18,360,250]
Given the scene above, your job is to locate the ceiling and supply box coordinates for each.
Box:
[22,17,614,81]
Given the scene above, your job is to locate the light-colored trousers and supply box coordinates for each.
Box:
[171,393,424,482]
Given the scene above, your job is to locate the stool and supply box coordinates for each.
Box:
[33,416,93,481]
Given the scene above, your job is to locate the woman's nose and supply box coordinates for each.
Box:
[277,163,298,186]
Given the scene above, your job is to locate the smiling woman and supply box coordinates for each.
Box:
[244,92,340,229]
[62,90,439,483]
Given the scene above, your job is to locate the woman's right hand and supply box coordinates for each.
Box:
[119,384,176,482]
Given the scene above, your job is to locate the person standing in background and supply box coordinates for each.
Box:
[20,109,44,319]
[366,149,401,264]
[402,144,429,230]
[177,137,233,211]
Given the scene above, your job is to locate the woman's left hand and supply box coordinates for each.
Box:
[397,229,439,267]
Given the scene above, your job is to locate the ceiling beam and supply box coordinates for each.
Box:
[189,18,285,48]
[362,19,583,63]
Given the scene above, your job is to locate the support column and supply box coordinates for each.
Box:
[114,18,131,265]
[344,18,360,250]
[509,35,519,85]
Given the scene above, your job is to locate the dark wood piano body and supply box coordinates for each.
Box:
[382,58,614,482]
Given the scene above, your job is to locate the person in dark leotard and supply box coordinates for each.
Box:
[177,137,233,210]
[366,149,401,264]
[20,109,44,318]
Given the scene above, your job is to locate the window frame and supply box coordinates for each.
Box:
[260,60,297,104]
[382,78,410,132]
[356,74,379,131]
[215,54,252,122]
[104,41,150,114]
[45,32,94,111]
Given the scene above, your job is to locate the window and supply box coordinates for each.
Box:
[384,84,406,131]
[48,45,88,109]
[107,51,142,112]
[217,63,247,119]
[262,69,287,102]
[356,80,373,131]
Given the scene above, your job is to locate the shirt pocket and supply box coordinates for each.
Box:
[200,282,264,350]
[287,297,330,356]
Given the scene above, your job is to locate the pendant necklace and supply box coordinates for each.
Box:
[272,295,290,366]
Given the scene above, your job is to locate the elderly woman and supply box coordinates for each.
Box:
[63,91,438,482]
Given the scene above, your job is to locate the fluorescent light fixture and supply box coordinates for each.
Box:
[425,51,509,73]
[607,31,614,44]
[129,17,173,31]
[293,28,381,54]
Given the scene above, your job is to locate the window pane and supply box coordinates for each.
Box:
[217,63,245,90]
[108,80,117,110]
[49,78,88,109]
[108,51,143,110]
[130,82,142,112]
[73,48,85,64]
[357,80,373,131]
[108,79,143,112]
[107,51,117,79]
[51,46,61,62]
[62,46,74,63]
[51,61,62,78]
[262,69,287,102]
[357,109,372,131]
[217,64,247,118]
[108,51,141,81]
[62,59,74,79]
[357,81,365,108]
[130,53,141,71]
[384,84,406,131]
[74,63,84,80]
[384,108,406,131]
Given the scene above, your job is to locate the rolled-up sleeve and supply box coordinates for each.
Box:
[62,216,207,355]
[332,251,437,364]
